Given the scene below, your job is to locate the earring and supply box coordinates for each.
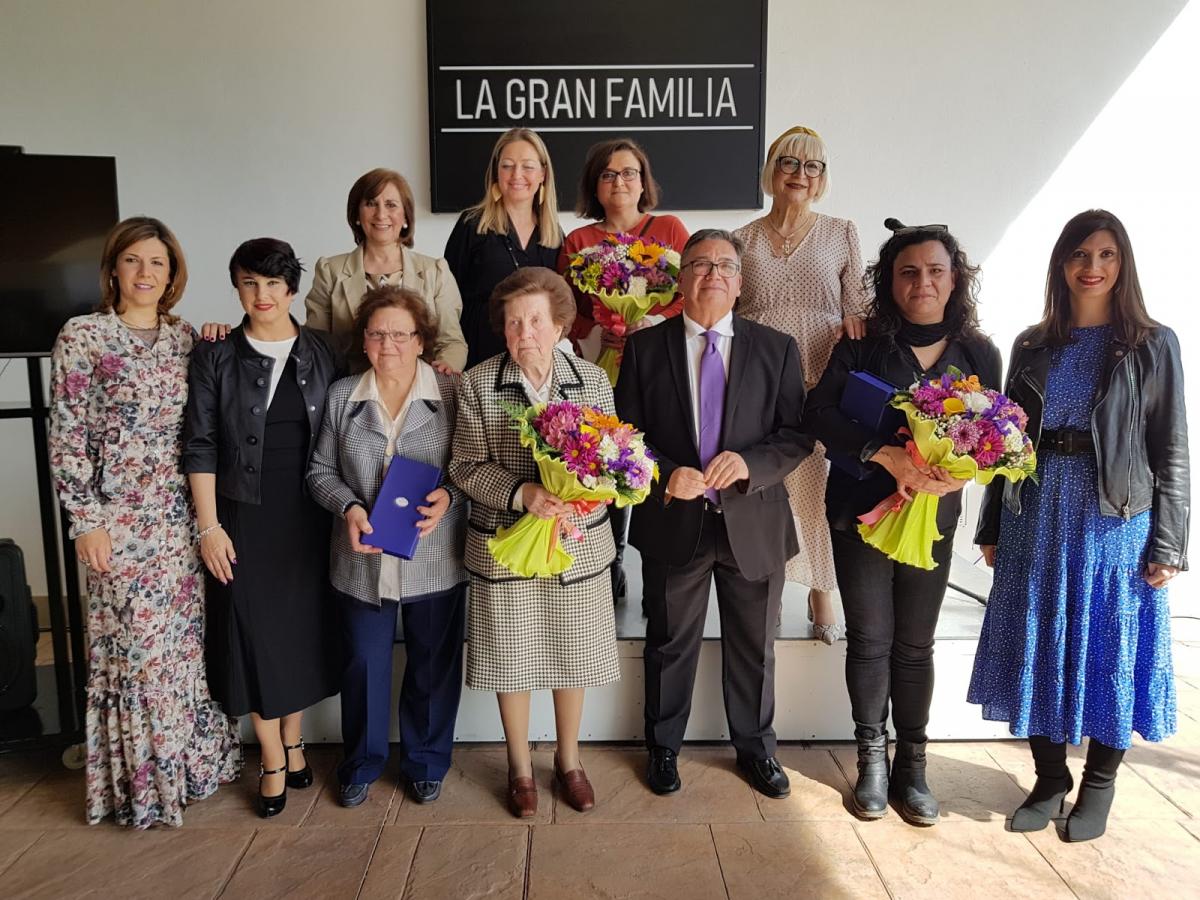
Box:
[491,184,502,203]
[537,184,545,206]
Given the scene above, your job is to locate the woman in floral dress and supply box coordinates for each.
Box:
[49,217,242,828]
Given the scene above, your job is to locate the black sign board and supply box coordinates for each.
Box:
[426,0,767,213]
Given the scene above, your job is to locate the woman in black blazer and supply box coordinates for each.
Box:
[183,238,341,818]
[802,222,1001,827]
[443,127,564,370]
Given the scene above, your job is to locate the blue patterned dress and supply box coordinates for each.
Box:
[968,325,1176,749]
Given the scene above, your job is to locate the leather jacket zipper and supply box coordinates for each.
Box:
[1123,358,1135,519]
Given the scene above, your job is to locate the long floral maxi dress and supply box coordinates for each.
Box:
[49,312,242,828]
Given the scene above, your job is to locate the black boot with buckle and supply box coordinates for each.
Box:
[852,722,890,820]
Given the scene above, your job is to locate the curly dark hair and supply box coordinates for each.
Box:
[864,224,982,340]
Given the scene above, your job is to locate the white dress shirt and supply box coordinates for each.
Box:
[348,360,443,603]
[681,310,734,449]
[509,364,555,513]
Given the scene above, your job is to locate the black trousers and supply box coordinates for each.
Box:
[642,509,784,760]
[830,525,955,744]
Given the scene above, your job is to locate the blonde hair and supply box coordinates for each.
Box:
[469,128,562,249]
[97,216,188,324]
[761,127,830,201]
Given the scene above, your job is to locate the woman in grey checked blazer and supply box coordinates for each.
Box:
[307,286,467,810]
[450,267,620,818]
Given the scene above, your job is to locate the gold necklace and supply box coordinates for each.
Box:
[118,311,158,329]
[766,211,815,256]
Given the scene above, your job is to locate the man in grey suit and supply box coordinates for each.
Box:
[615,229,810,798]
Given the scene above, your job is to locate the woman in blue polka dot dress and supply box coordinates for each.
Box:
[969,209,1189,842]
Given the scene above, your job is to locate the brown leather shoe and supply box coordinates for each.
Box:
[507,774,538,818]
[554,760,596,812]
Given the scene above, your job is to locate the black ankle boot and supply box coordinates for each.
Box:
[852,723,889,820]
[1065,740,1125,842]
[1011,735,1072,832]
[891,740,938,826]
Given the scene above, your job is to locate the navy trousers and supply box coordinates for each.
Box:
[337,584,466,786]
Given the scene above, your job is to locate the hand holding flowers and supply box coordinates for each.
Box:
[489,400,658,577]
[857,367,1037,569]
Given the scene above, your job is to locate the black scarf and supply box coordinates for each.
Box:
[897,318,950,347]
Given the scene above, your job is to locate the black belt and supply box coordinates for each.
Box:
[1040,428,1094,455]
[703,498,724,514]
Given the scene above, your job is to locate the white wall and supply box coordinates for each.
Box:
[2,0,1195,595]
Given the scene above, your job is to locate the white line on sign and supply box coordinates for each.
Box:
[438,64,757,71]
[441,125,754,133]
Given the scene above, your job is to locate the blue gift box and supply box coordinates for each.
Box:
[362,456,443,559]
[827,371,904,479]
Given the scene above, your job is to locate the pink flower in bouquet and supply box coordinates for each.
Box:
[971,419,1005,467]
[533,402,581,450]
[947,418,980,454]
[562,432,601,479]
[911,382,953,417]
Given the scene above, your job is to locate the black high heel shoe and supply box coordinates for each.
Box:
[285,739,314,789]
[258,762,287,818]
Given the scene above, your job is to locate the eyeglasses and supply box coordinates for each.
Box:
[598,167,641,184]
[683,259,741,278]
[776,157,827,177]
[364,329,419,345]
[498,161,544,175]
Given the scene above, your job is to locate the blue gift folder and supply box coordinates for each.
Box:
[362,456,443,559]
[827,371,904,479]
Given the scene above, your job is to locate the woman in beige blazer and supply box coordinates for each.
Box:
[306,168,468,375]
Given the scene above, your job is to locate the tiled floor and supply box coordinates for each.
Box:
[2,642,1199,898]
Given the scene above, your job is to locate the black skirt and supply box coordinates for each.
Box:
[205,362,341,718]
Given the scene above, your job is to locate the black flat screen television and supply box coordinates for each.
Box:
[0,150,119,357]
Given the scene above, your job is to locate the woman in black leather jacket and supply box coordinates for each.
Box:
[803,222,1001,827]
[969,209,1188,842]
[183,238,342,817]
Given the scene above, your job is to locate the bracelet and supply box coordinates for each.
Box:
[198,523,223,540]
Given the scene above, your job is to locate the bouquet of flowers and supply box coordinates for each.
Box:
[565,233,682,384]
[856,367,1037,569]
[489,400,658,577]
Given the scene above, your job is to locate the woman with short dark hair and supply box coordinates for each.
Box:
[183,237,341,817]
[307,285,467,810]
[969,210,1188,842]
[450,266,619,818]
[803,222,1001,827]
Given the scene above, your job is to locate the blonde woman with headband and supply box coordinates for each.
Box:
[444,128,564,370]
[734,125,867,645]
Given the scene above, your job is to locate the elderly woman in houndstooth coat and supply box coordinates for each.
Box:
[450,266,620,819]
[307,285,467,811]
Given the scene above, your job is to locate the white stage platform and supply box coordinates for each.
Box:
[279,545,1014,744]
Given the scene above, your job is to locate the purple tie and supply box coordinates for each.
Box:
[699,329,725,503]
